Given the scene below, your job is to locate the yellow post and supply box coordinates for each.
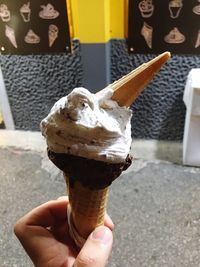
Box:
[110,0,126,39]
[68,0,126,43]
[66,0,127,89]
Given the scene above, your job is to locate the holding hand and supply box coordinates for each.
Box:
[14,196,114,267]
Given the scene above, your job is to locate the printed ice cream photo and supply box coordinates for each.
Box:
[24,29,40,44]
[20,2,31,22]
[164,27,185,44]
[0,4,10,22]
[39,3,59,19]
[5,25,17,48]
[195,29,200,48]
[141,22,153,48]
[169,0,183,18]
[48,24,59,47]
[193,0,200,15]
[138,0,154,18]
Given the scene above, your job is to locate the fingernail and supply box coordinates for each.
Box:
[91,226,112,245]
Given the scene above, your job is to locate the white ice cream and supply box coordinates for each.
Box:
[40,87,132,163]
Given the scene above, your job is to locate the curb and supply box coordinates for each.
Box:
[0,130,183,163]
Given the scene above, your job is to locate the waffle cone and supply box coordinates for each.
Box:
[97,52,171,107]
[64,174,109,244]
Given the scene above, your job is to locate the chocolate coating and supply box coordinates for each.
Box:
[48,149,132,189]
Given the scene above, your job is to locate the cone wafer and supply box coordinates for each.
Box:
[65,175,109,243]
[47,150,131,248]
[101,52,171,107]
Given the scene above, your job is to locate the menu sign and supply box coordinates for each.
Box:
[128,0,200,54]
[0,0,71,54]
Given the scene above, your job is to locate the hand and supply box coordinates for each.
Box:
[14,197,114,267]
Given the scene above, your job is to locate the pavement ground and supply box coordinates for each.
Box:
[1,130,200,267]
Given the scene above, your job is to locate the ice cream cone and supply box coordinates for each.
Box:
[103,52,171,107]
[41,52,170,249]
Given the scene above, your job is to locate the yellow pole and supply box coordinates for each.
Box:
[68,0,126,43]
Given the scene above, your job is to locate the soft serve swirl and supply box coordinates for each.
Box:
[40,87,132,163]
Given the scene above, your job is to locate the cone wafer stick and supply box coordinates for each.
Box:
[103,52,171,107]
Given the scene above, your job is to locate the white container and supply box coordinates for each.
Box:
[183,69,200,167]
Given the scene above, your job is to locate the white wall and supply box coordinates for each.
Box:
[0,68,15,130]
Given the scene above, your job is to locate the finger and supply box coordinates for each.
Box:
[14,198,69,229]
[14,198,70,265]
[74,226,113,267]
[104,213,114,231]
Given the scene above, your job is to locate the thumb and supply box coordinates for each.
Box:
[74,226,113,267]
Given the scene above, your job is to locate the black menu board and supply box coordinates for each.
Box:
[128,0,200,54]
[0,1,71,54]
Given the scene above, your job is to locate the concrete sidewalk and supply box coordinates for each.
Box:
[1,130,200,267]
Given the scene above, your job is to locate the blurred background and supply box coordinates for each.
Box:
[0,0,199,141]
[1,1,200,266]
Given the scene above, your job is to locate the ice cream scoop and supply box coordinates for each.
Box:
[41,87,132,164]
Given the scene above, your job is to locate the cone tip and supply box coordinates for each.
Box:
[162,51,171,60]
[110,51,171,107]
